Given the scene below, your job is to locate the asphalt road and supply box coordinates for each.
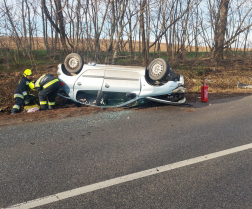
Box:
[1,95,252,209]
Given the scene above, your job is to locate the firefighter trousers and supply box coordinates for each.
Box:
[11,94,37,114]
[38,81,60,110]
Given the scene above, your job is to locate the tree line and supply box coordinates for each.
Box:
[0,0,252,67]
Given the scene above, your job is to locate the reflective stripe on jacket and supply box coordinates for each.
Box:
[12,104,20,110]
[35,74,46,88]
[43,79,59,88]
[14,76,31,97]
[40,101,47,105]
[14,94,24,99]
[34,74,58,90]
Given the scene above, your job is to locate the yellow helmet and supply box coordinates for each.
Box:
[23,69,33,77]
[29,81,35,90]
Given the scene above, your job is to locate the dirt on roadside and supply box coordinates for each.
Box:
[1,57,252,126]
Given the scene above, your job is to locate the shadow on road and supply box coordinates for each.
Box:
[130,92,252,110]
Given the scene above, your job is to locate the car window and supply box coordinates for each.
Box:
[76,90,136,107]
[76,90,98,105]
[98,92,136,107]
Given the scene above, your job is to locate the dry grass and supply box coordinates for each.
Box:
[1,57,252,111]
[175,58,252,102]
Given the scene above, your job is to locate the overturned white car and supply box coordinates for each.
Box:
[57,53,186,107]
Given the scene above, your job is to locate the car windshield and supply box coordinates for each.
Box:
[76,90,136,107]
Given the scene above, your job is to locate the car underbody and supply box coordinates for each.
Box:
[57,54,186,108]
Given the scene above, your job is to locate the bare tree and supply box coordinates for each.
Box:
[112,0,128,64]
[22,0,28,55]
[213,0,230,59]
[91,0,110,61]
[243,26,251,55]
[208,0,252,59]
[105,0,116,64]
[180,0,191,59]
[41,0,50,54]
[1,0,252,68]
[42,0,72,54]
[3,0,26,57]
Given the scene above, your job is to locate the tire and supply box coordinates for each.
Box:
[148,58,170,81]
[64,53,84,74]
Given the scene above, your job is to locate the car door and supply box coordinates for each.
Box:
[74,69,105,92]
[96,70,141,107]
[73,69,104,104]
[102,70,141,94]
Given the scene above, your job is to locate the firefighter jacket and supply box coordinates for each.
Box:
[14,76,31,99]
[34,74,59,91]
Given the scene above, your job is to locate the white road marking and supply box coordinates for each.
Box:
[5,143,252,209]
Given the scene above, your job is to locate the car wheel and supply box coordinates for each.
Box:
[148,58,170,81]
[64,53,84,74]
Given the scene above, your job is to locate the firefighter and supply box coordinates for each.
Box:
[11,69,36,114]
[29,73,60,110]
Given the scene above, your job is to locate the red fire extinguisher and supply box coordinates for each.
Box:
[201,81,208,102]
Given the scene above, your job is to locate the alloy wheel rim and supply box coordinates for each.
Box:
[151,63,163,76]
[69,57,79,68]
